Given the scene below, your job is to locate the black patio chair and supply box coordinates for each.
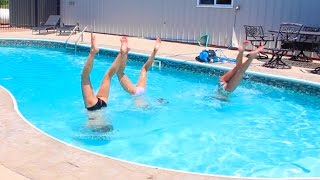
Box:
[311,36,320,74]
[300,26,320,42]
[263,22,303,69]
[293,26,320,61]
[244,25,274,59]
[314,38,320,57]
[32,15,61,34]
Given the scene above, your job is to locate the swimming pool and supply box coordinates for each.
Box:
[1,39,320,178]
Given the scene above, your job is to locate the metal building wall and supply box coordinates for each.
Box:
[37,0,60,25]
[9,0,59,27]
[60,0,320,47]
[234,0,320,45]
[9,0,34,26]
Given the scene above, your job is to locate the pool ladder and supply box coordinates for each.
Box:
[65,26,88,52]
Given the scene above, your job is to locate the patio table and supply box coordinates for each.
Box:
[269,30,320,36]
[268,30,320,61]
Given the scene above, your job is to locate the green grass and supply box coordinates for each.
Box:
[0,0,8,8]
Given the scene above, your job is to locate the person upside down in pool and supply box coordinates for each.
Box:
[216,41,264,100]
[81,33,128,132]
[116,37,164,108]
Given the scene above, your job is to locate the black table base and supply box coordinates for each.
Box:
[262,50,291,69]
[289,42,314,62]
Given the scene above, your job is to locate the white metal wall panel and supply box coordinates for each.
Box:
[233,0,320,47]
[61,0,320,47]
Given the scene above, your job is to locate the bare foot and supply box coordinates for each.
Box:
[90,34,99,54]
[120,36,129,54]
[249,45,264,59]
[154,37,161,52]
[238,40,249,52]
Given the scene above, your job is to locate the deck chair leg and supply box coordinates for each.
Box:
[275,52,291,69]
[263,53,276,68]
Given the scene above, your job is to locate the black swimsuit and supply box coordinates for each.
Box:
[86,98,107,111]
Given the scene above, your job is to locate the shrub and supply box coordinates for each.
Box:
[0,0,9,8]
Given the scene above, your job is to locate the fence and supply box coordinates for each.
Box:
[0,0,60,32]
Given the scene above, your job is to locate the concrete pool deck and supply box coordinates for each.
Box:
[0,30,320,179]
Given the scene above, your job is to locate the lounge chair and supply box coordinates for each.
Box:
[56,23,79,35]
[32,15,60,34]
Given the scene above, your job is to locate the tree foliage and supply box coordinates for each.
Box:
[0,0,9,7]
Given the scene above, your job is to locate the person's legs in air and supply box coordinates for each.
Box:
[116,37,137,95]
[219,40,248,84]
[136,37,161,88]
[81,33,100,108]
[223,46,264,92]
[117,37,161,96]
[95,36,129,102]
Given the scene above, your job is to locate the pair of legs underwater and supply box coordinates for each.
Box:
[217,41,264,99]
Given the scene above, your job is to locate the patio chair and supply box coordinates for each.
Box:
[311,37,320,74]
[262,22,303,69]
[244,25,274,59]
[32,15,61,34]
[56,22,79,35]
[293,26,320,61]
[314,37,320,57]
[300,26,320,42]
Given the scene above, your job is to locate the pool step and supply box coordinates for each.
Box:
[152,60,162,69]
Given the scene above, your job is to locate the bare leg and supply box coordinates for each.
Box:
[95,36,128,102]
[81,34,100,108]
[116,37,136,95]
[224,46,264,92]
[136,37,161,88]
[220,40,248,83]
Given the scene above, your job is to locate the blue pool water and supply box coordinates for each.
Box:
[1,44,320,178]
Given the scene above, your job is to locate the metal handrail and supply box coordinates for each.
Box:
[65,25,80,48]
[64,26,88,52]
[75,26,88,46]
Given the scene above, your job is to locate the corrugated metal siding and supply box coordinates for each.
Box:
[61,0,320,47]
[37,0,59,25]
[9,0,59,27]
[233,0,320,47]
[9,0,33,26]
